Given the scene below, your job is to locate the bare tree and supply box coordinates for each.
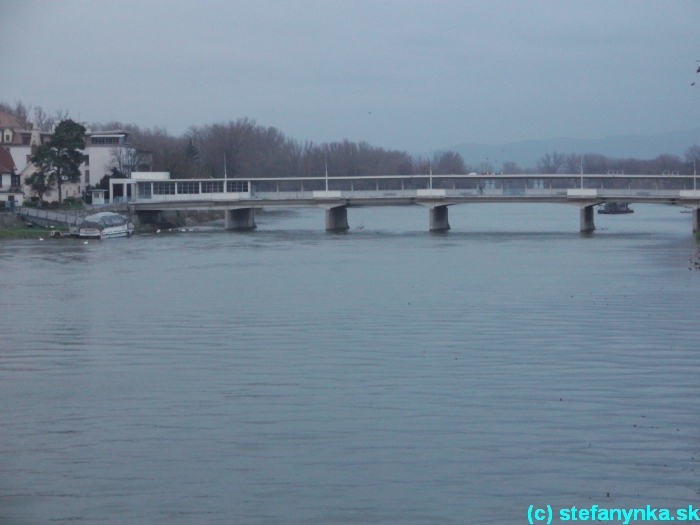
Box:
[130,127,190,177]
[685,145,700,166]
[108,146,151,177]
[653,154,684,175]
[432,151,467,174]
[537,152,565,174]
[194,119,256,178]
[563,153,582,174]
[413,156,432,175]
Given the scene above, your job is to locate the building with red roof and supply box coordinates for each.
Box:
[0,146,22,207]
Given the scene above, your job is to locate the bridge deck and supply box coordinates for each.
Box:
[121,174,700,233]
[126,174,700,211]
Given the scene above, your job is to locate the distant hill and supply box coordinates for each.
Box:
[441,128,700,170]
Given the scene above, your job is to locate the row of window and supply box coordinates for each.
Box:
[8,134,121,146]
[174,181,250,194]
[154,182,176,195]
[178,182,200,194]
[202,181,224,193]
[227,180,248,192]
[90,137,121,145]
[139,181,250,196]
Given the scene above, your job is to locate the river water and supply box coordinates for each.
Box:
[1,203,699,524]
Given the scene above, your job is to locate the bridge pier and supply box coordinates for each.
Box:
[580,205,595,232]
[693,207,699,232]
[325,205,349,231]
[135,210,162,225]
[225,208,256,231]
[429,205,450,232]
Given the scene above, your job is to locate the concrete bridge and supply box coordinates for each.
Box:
[124,173,700,233]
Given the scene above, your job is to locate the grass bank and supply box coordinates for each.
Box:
[0,224,68,240]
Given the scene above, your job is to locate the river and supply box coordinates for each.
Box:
[1,203,699,524]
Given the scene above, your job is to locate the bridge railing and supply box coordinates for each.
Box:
[129,174,699,203]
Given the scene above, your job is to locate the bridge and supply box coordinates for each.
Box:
[122,173,700,233]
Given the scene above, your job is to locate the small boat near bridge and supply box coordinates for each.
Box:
[78,212,134,239]
[598,202,634,214]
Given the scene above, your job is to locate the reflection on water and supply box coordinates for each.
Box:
[0,204,699,524]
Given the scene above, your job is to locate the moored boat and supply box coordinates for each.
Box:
[78,212,134,239]
[598,202,634,214]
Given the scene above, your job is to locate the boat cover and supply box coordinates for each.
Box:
[79,212,128,229]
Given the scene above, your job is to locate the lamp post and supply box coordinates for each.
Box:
[428,151,433,190]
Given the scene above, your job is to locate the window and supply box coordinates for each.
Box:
[84,155,89,166]
[153,182,175,195]
[138,183,152,199]
[227,180,249,192]
[202,181,224,193]
[90,137,120,145]
[26,155,31,164]
[85,170,90,183]
[22,135,30,145]
[177,182,200,194]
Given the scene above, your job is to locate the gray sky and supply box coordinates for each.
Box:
[2,1,699,152]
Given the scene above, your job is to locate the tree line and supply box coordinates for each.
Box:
[3,100,700,182]
[504,149,700,175]
[90,118,469,179]
[85,120,700,178]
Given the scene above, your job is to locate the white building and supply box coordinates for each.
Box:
[1,109,151,203]
[83,130,152,188]
[109,172,170,203]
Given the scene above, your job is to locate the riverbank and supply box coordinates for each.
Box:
[0,219,69,239]
[0,225,69,240]
[0,213,56,239]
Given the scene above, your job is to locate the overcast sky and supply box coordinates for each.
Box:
[2,1,699,153]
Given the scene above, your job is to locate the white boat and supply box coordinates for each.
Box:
[78,212,134,239]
